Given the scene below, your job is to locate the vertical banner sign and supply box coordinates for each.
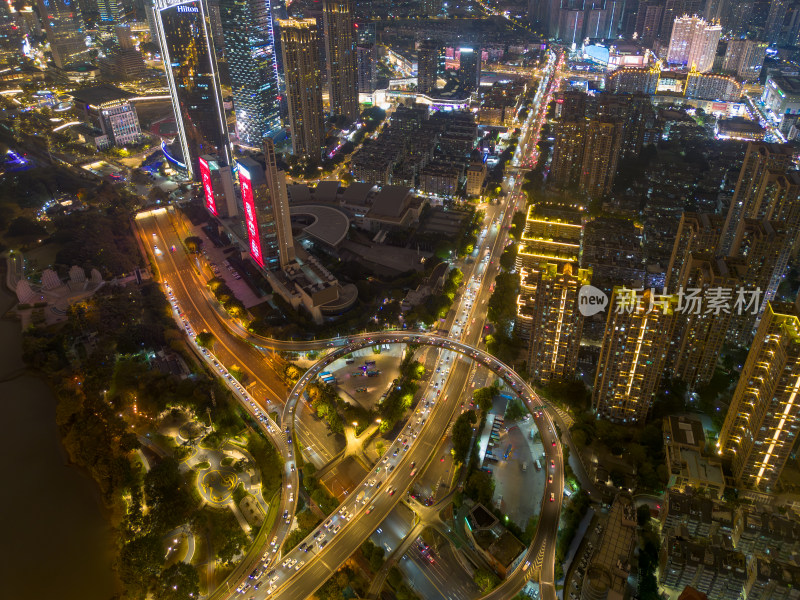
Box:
[240,165,263,267]
[199,157,216,216]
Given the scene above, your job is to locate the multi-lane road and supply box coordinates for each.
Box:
[135,48,565,600]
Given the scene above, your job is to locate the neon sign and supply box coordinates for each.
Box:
[240,165,263,268]
[198,157,216,216]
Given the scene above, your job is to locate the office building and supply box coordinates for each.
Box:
[263,138,296,268]
[323,0,359,120]
[239,153,294,270]
[198,155,236,218]
[458,46,481,91]
[98,46,147,81]
[97,0,124,26]
[580,119,622,200]
[720,142,794,256]
[279,18,325,160]
[417,39,441,95]
[722,39,767,81]
[219,0,281,146]
[717,298,800,492]
[154,0,231,179]
[70,85,143,147]
[356,42,377,93]
[765,0,789,44]
[593,288,676,423]
[666,15,722,73]
[37,0,86,68]
[517,263,591,383]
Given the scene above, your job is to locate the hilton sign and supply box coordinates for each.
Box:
[154,0,199,10]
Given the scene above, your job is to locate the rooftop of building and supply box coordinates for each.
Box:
[341,182,377,206]
[289,205,350,248]
[70,84,135,106]
[665,415,706,449]
[770,75,800,95]
[488,529,526,568]
[467,503,497,530]
[370,185,412,218]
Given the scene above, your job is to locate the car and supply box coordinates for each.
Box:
[548,474,553,483]
[288,558,297,568]
[324,518,333,529]
[552,440,557,446]
[368,478,376,486]
[550,460,555,469]
[295,560,305,570]
[282,558,291,567]
[409,468,417,477]
[550,492,555,502]
[332,524,340,533]
[386,486,395,495]
[366,504,375,514]
[283,510,290,523]
[270,536,278,547]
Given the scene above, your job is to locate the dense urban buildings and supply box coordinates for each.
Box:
[665,15,722,73]
[278,18,326,160]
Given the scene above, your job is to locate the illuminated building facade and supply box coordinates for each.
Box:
[278,18,325,160]
[239,150,294,270]
[606,66,660,95]
[323,0,359,120]
[665,212,724,293]
[517,263,591,383]
[219,0,281,145]
[593,288,676,423]
[417,39,442,95]
[516,206,583,271]
[580,119,622,200]
[458,47,481,91]
[198,155,236,218]
[356,43,376,93]
[666,15,721,73]
[550,120,586,190]
[154,0,231,179]
[717,299,800,492]
[722,39,767,81]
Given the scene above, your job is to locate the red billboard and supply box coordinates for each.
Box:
[240,164,263,268]
[199,157,216,216]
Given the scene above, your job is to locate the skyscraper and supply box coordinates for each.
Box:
[765,0,788,43]
[517,263,591,384]
[666,15,722,73]
[665,212,725,293]
[239,150,294,270]
[323,0,358,120]
[515,207,583,271]
[719,142,794,255]
[722,39,767,81]
[458,47,481,91]
[356,43,377,93]
[580,119,623,199]
[550,120,587,190]
[593,288,676,423]
[219,0,281,146]
[717,298,800,492]
[37,0,86,67]
[154,0,231,179]
[417,39,441,95]
[278,18,325,160]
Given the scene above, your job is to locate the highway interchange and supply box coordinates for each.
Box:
[136,49,565,600]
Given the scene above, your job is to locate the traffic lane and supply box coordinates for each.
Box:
[269,347,475,599]
[370,504,414,554]
[398,551,447,600]
[405,539,478,600]
[143,211,288,405]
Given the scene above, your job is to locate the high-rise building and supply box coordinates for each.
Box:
[422,0,444,16]
[198,154,237,218]
[517,262,591,384]
[458,47,481,91]
[417,39,441,95]
[660,0,705,40]
[154,0,232,179]
[635,0,664,45]
[719,142,794,256]
[666,15,722,73]
[580,119,623,199]
[71,85,143,147]
[263,138,295,268]
[765,0,788,43]
[665,212,725,293]
[717,298,800,492]
[550,120,587,190]
[671,254,746,390]
[323,0,358,120]
[722,39,767,81]
[239,151,294,270]
[593,288,676,423]
[97,0,124,26]
[278,18,325,160]
[219,0,281,146]
[516,207,584,272]
[37,0,86,67]
[356,43,377,93]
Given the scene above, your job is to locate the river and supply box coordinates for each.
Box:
[0,286,119,599]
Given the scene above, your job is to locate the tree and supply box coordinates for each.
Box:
[184,236,203,253]
[6,216,46,237]
[505,398,526,421]
[473,386,495,412]
[452,410,477,463]
[465,470,495,506]
[153,563,200,600]
[196,331,214,349]
[637,504,652,527]
[474,568,500,592]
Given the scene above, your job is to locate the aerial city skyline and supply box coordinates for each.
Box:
[4,1,800,600]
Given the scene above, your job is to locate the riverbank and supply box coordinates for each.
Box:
[0,280,120,599]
